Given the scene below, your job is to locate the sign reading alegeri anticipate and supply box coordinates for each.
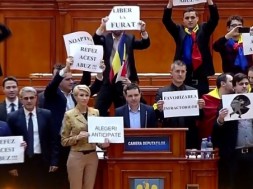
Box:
[162,90,199,118]
[0,136,24,164]
[242,33,253,56]
[173,0,207,6]
[88,117,124,143]
[106,6,140,31]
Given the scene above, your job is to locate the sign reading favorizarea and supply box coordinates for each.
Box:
[173,0,207,6]
[106,6,141,31]
[0,136,24,164]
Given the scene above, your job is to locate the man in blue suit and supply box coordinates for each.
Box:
[7,86,58,189]
[115,83,157,128]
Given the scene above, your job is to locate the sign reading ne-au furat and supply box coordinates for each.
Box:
[63,31,94,56]
[222,93,253,121]
[88,117,124,143]
[69,44,103,73]
[162,90,199,118]
[0,136,24,164]
[242,33,253,55]
[106,6,140,31]
[173,0,207,6]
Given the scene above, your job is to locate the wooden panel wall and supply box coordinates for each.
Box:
[0,0,253,86]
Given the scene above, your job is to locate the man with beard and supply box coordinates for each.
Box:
[93,16,150,116]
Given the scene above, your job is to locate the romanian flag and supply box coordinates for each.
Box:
[110,33,128,83]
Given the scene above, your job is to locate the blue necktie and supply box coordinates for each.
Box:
[10,103,15,112]
[27,113,34,157]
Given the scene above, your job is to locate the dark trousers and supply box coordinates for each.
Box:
[185,77,209,98]
[95,83,126,116]
[219,149,253,189]
[16,154,50,189]
[48,146,70,189]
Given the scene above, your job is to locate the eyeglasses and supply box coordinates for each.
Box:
[238,82,249,86]
[22,96,35,101]
[184,16,196,20]
[230,24,243,28]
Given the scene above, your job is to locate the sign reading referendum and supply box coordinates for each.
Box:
[173,0,207,6]
[88,117,124,143]
[70,44,103,73]
[0,136,24,164]
[124,136,170,151]
[63,31,94,56]
[106,6,140,31]
[162,90,199,118]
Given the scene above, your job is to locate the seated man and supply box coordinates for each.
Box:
[115,83,157,128]
[154,60,205,149]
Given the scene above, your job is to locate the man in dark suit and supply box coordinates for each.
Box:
[0,23,11,76]
[155,60,205,149]
[43,57,104,189]
[93,16,150,116]
[0,76,22,121]
[162,0,219,97]
[213,73,253,189]
[115,83,156,128]
[7,86,58,189]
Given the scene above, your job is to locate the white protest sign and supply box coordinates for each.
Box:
[70,44,103,73]
[106,6,140,31]
[173,0,207,6]
[222,93,253,121]
[162,90,199,118]
[63,31,94,56]
[242,33,253,55]
[88,117,124,143]
[0,136,24,164]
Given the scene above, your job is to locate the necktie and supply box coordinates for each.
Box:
[27,113,34,157]
[191,32,202,70]
[10,103,15,112]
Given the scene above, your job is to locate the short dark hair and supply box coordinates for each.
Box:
[183,7,198,17]
[171,60,186,70]
[2,76,18,87]
[226,15,244,27]
[216,73,233,89]
[248,66,253,73]
[123,83,141,95]
[232,73,248,87]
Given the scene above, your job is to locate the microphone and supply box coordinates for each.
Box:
[145,111,147,128]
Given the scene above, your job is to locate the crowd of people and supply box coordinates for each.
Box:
[0,0,253,189]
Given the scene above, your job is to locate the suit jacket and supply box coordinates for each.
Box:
[7,108,58,166]
[93,33,150,84]
[0,121,11,136]
[43,71,102,135]
[162,5,219,79]
[115,103,157,128]
[212,119,242,160]
[61,107,99,151]
[0,100,23,122]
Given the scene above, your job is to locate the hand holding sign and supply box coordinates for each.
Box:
[77,131,89,140]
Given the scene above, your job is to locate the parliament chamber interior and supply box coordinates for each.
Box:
[0,0,252,189]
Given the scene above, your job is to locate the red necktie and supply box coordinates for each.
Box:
[191,32,202,70]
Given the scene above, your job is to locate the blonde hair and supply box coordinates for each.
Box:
[73,85,91,96]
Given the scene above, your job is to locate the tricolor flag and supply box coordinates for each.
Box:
[109,33,128,83]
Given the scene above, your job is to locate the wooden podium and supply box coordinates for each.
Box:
[95,128,218,189]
